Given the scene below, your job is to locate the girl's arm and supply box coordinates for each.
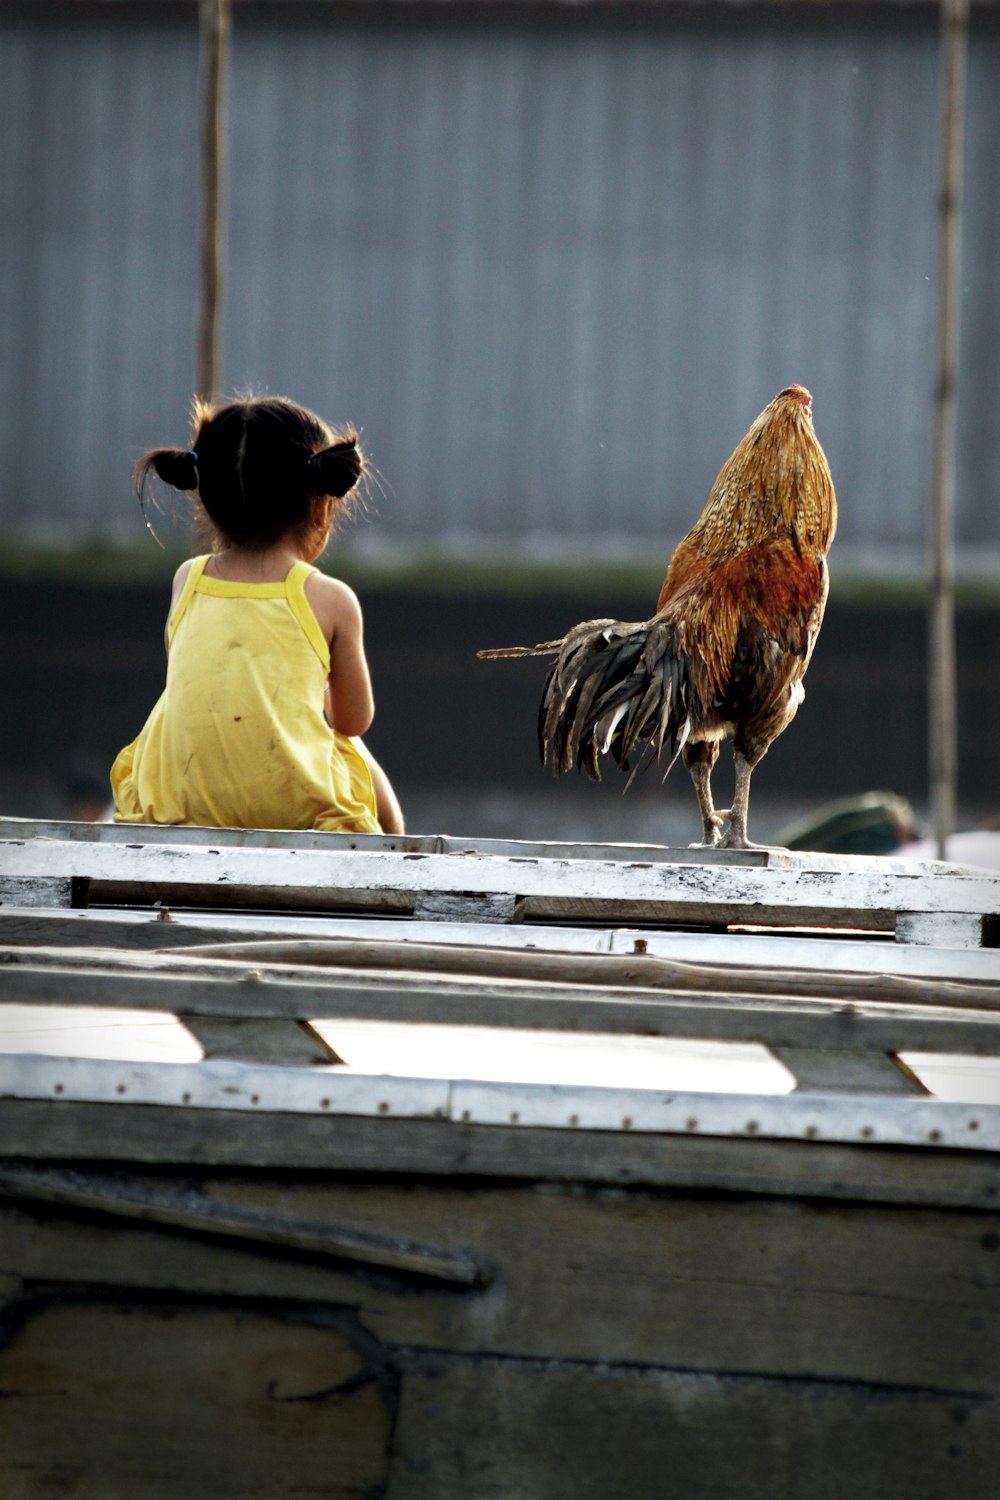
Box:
[306,574,375,737]
[164,559,195,651]
[354,738,405,834]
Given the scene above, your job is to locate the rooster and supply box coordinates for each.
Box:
[478,385,837,849]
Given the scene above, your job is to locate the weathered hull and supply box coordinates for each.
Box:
[1,819,998,1498]
[3,1144,999,1499]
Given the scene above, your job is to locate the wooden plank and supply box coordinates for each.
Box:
[0,816,979,882]
[156,933,1000,1013]
[448,1075,1000,1151]
[3,946,1000,1057]
[0,814,436,854]
[179,1017,344,1066]
[0,906,616,957]
[0,814,772,867]
[0,877,76,910]
[4,905,999,983]
[2,1099,998,1208]
[608,925,1000,984]
[0,1197,381,1309]
[3,1193,998,1498]
[2,837,997,931]
[0,1297,394,1500]
[898,911,998,947]
[2,1054,998,1153]
[2,1174,998,1395]
[412,891,520,923]
[770,1047,929,1094]
[0,1165,489,1285]
[163,1181,1000,1395]
[387,1357,1000,1500]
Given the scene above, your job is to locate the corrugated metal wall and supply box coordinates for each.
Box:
[2,2,998,568]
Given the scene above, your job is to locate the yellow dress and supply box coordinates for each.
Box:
[111,556,380,833]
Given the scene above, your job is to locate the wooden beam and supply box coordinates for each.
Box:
[769,1047,929,1095]
[158,933,1000,1013]
[2,1100,998,1209]
[2,1055,998,1154]
[179,1016,344,1066]
[3,907,998,984]
[0,815,769,866]
[413,891,521,923]
[4,946,1000,1055]
[897,911,996,948]
[3,1162,1000,1398]
[0,877,76,910]
[0,1165,489,1286]
[2,838,997,936]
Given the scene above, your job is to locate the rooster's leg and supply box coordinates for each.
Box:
[719,750,766,851]
[683,741,725,847]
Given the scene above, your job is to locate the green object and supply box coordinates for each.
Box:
[776,793,919,856]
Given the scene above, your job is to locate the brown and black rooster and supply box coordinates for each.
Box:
[478,385,837,849]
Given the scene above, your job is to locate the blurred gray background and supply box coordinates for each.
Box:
[2,0,998,842]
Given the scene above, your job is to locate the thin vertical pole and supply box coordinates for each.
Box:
[929,0,969,860]
[196,0,230,405]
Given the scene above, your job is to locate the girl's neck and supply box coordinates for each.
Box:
[205,541,309,583]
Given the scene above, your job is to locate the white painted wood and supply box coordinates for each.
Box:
[447,1077,1000,1152]
[3,905,999,982]
[179,1017,343,1066]
[4,945,1000,1056]
[0,878,74,910]
[413,891,519,923]
[608,927,1000,983]
[153,935,1000,1014]
[0,816,770,868]
[769,1048,928,1095]
[1,1053,997,1153]
[0,817,977,880]
[896,911,992,948]
[2,838,997,929]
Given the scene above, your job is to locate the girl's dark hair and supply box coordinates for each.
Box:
[135,396,364,550]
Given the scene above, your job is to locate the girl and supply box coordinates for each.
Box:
[111,395,404,835]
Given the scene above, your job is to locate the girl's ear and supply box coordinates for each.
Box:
[301,495,336,561]
[311,495,335,527]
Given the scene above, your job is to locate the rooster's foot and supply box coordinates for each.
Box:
[693,809,772,853]
[722,835,789,854]
[717,818,780,852]
[690,811,728,849]
[718,832,769,852]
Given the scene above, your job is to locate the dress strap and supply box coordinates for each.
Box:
[166,555,211,647]
[285,560,331,670]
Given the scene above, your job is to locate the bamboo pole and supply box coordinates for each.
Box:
[195,0,230,405]
[929,0,969,860]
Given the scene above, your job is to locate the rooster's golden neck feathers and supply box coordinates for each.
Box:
[688,386,837,560]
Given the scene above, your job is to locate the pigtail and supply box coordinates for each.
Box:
[134,448,199,496]
[306,437,364,500]
[133,447,200,547]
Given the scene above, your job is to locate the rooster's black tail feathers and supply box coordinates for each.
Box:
[536,618,690,783]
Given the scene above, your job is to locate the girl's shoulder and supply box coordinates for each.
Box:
[169,555,208,612]
[303,569,364,645]
[164,555,210,649]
